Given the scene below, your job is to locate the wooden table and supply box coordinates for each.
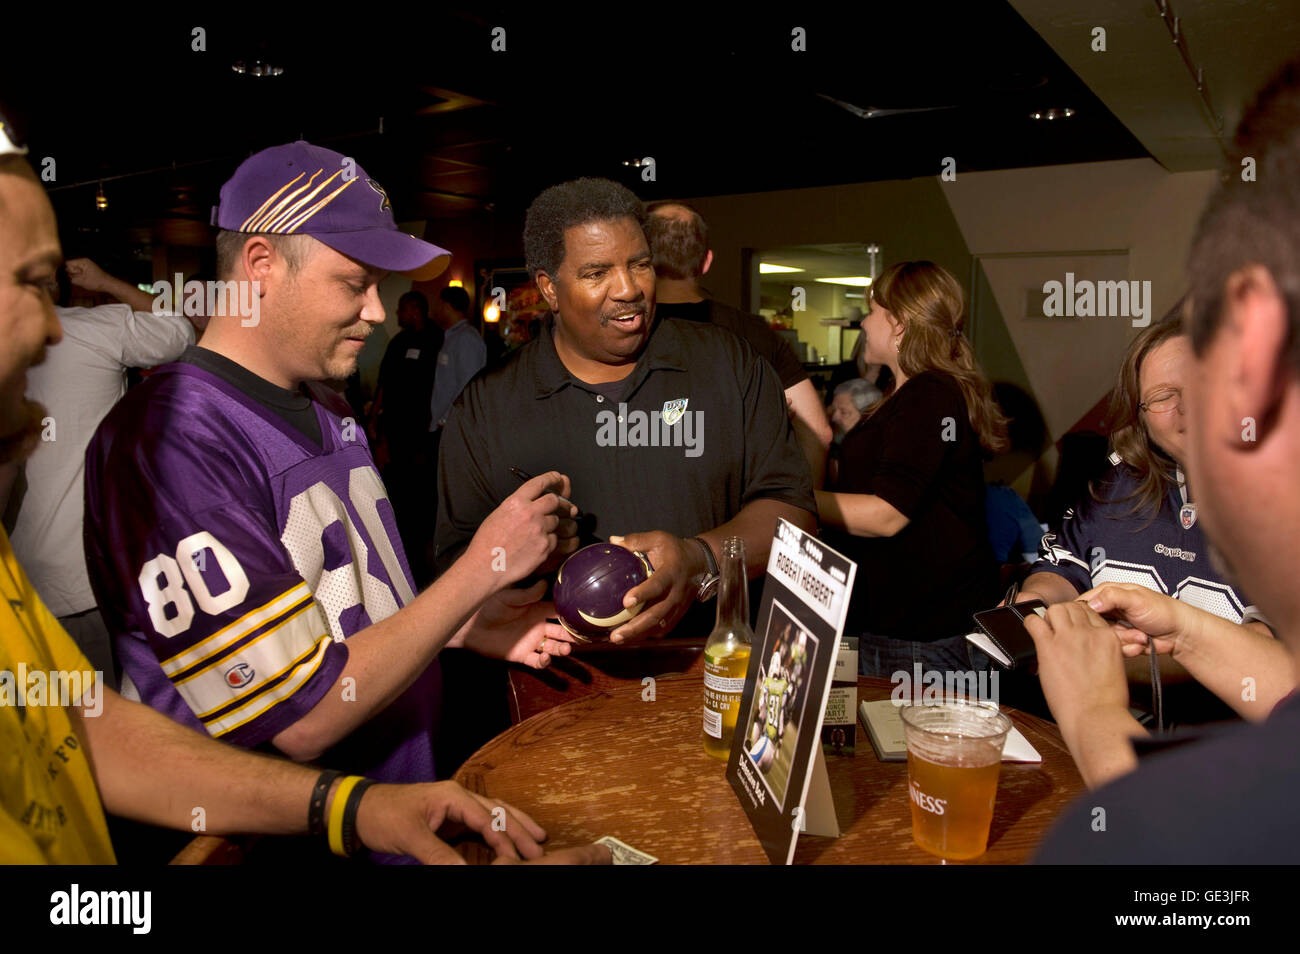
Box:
[455,675,1085,864]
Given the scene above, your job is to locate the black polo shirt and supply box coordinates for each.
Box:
[434,315,816,572]
[654,300,807,390]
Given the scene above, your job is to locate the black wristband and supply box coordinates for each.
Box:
[341,778,377,858]
[308,769,343,837]
[690,537,718,577]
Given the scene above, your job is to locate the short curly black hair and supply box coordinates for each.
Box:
[523,178,646,279]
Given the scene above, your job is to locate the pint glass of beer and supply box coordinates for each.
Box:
[899,701,1013,860]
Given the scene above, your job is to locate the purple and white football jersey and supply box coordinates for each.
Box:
[84,362,439,786]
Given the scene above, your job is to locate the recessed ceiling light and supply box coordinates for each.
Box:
[232,60,284,77]
[760,264,804,274]
[815,276,874,287]
[1030,107,1075,121]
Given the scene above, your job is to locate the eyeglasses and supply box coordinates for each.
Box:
[1139,388,1183,414]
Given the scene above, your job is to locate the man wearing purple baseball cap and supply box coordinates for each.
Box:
[202,140,452,384]
[81,141,596,862]
[213,140,451,283]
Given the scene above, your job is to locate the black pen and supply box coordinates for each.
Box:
[510,467,579,516]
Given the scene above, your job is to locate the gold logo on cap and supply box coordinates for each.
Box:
[240,169,357,233]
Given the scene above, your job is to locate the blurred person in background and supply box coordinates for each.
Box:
[4,257,194,685]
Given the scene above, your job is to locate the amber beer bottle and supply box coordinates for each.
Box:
[702,537,753,760]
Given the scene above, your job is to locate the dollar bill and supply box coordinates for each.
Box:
[595,835,659,865]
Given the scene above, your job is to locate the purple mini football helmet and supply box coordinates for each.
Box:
[553,543,654,641]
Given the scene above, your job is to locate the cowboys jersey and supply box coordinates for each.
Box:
[1031,462,1261,625]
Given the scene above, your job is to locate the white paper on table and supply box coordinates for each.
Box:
[1002,726,1042,763]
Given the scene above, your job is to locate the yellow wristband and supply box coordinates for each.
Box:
[328,775,364,857]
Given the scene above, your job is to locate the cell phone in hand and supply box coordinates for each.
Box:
[967,600,1047,674]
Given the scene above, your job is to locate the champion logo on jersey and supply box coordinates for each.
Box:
[662,398,689,426]
[224,662,256,688]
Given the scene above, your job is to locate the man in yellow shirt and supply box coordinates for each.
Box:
[0,532,115,862]
[0,122,606,865]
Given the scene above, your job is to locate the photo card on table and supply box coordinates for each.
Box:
[727,519,857,865]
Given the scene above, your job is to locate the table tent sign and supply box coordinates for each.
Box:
[727,519,857,864]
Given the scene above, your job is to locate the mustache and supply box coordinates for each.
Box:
[598,304,648,326]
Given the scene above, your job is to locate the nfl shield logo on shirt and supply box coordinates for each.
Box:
[662,398,689,426]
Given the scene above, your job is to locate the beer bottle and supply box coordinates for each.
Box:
[703,537,753,760]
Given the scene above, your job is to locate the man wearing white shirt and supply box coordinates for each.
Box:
[5,258,194,686]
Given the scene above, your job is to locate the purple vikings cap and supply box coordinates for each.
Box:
[211,140,450,280]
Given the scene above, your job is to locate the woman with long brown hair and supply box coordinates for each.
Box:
[817,260,1008,676]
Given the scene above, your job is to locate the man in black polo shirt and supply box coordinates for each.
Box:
[435,178,817,641]
[1029,58,1300,863]
[645,201,833,486]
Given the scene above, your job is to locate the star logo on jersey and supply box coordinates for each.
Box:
[662,398,688,426]
[224,662,256,689]
[366,178,392,213]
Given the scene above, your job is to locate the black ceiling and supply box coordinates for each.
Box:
[3,3,1147,267]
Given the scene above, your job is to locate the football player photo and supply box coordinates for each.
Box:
[743,603,818,807]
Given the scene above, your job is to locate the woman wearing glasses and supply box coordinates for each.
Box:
[1020,309,1286,724]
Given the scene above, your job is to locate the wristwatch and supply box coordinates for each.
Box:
[688,537,719,602]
